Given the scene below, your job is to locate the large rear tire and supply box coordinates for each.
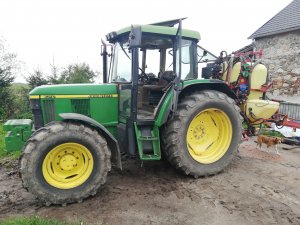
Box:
[161,91,242,177]
[20,121,111,205]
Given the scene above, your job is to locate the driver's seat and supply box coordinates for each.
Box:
[141,71,174,107]
[143,70,175,91]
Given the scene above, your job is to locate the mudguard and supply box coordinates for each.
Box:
[180,80,237,100]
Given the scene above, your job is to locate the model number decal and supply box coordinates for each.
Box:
[43,95,56,99]
[88,94,117,98]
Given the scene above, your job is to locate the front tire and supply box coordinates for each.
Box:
[162,91,242,177]
[20,121,111,205]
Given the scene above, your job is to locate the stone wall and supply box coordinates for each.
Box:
[255,30,300,96]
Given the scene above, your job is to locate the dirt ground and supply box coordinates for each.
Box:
[0,138,299,225]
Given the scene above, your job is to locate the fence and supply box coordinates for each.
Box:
[279,102,300,121]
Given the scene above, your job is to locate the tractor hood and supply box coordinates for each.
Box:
[28,83,119,136]
[29,83,118,97]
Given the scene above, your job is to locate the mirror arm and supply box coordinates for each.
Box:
[101,39,108,83]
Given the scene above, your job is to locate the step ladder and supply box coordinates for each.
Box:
[134,121,161,160]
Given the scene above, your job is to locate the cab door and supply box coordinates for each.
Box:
[110,41,139,155]
[110,42,133,124]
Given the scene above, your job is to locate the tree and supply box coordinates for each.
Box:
[0,39,18,120]
[60,63,96,84]
[9,84,31,119]
[26,62,96,89]
[48,61,61,84]
[26,69,48,89]
[0,41,16,88]
[0,67,14,88]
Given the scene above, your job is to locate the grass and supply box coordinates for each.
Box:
[260,129,285,138]
[1,216,81,225]
[243,122,285,138]
[259,123,285,138]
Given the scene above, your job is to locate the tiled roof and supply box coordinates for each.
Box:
[249,0,300,39]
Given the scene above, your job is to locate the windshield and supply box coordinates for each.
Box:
[111,42,131,82]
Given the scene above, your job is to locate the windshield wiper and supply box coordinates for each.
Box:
[120,44,131,60]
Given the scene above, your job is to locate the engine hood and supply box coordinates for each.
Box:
[29,83,118,96]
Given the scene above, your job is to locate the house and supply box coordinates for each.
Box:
[249,0,300,96]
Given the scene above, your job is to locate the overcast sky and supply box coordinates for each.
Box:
[0,0,292,82]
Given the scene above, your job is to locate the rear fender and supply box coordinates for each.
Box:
[180,81,237,100]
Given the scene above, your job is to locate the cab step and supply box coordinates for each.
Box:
[134,122,161,160]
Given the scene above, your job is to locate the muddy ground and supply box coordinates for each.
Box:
[0,138,299,225]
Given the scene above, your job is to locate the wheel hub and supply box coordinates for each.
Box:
[60,154,77,171]
[193,124,205,140]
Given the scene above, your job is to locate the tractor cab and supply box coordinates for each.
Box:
[102,19,204,158]
[104,19,200,122]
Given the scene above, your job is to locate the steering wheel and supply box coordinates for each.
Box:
[138,68,149,83]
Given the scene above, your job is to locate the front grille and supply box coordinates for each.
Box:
[71,99,90,116]
[30,99,43,130]
[43,100,56,124]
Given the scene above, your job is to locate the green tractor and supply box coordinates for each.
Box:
[5,18,271,205]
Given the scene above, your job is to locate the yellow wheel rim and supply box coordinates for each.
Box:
[186,108,232,164]
[42,143,94,189]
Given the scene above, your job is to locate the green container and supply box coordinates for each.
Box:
[4,119,33,152]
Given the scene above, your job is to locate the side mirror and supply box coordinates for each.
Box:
[101,39,113,83]
[101,43,113,57]
[197,45,218,63]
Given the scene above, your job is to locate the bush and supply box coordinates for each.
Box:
[0,123,6,157]
[9,84,31,119]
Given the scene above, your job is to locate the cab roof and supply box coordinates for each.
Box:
[106,18,201,43]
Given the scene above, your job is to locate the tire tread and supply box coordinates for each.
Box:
[161,90,242,177]
[20,121,111,205]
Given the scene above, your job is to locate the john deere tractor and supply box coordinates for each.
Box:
[4,18,279,205]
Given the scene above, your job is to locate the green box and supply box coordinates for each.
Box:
[4,119,33,152]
